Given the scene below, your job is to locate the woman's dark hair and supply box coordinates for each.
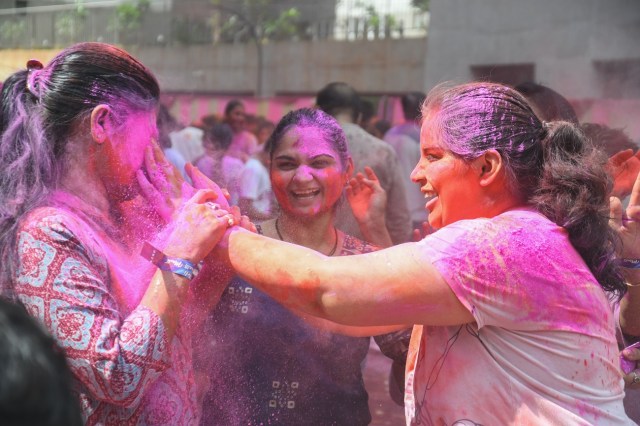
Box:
[423,82,624,298]
[0,298,83,426]
[264,107,350,168]
[224,99,245,117]
[401,91,426,121]
[581,122,637,157]
[204,123,234,151]
[0,42,160,297]
[514,81,579,124]
[316,82,361,122]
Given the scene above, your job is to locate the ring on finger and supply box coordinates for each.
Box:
[205,201,220,211]
[217,215,234,227]
[633,371,640,385]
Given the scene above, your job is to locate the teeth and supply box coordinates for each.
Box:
[293,189,320,197]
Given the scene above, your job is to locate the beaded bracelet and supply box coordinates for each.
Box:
[619,259,640,269]
[140,241,200,281]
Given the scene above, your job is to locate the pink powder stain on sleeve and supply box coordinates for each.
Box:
[436,212,612,334]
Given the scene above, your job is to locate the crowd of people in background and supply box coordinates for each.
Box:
[1,41,640,426]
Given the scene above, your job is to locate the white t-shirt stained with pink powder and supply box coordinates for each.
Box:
[405,209,631,425]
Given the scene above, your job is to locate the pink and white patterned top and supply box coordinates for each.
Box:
[13,194,198,425]
[405,208,630,425]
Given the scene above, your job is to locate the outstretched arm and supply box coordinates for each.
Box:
[225,229,473,327]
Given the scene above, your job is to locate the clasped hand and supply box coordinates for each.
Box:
[137,142,253,263]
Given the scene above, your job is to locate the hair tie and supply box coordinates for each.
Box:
[26,59,44,99]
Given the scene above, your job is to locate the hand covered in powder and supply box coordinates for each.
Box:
[164,189,235,264]
[185,163,230,211]
[621,344,640,389]
[412,221,435,242]
[346,166,393,248]
[608,149,640,199]
[137,142,196,222]
[610,168,640,259]
[346,166,387,227]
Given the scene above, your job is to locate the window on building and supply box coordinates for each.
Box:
[470,64,535,87]
[594,59,640,99]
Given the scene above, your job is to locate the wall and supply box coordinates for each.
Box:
[425,0,640,97]
[129,37,427,96]
[0,38,425,125]
[424,0,640,141]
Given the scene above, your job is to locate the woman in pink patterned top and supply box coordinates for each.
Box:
[211,82,633,424]
[0,43,235,425]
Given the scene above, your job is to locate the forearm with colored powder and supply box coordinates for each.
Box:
[228,229,330,317]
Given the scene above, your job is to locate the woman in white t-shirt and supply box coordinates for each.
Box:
[203,82,632,424]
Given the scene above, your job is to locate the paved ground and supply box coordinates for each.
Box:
[362,341,406,426]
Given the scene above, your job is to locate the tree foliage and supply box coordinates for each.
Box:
[411,0,430,13]
[108,0,150,44]
[211,0,304,43]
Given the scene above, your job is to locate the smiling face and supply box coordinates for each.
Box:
[100,109,158,201]
[270,125,350,219]
[227,104,246,132]
[410,111,483,229]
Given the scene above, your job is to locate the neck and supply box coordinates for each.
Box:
[59,145,111,215]
[482,192,528,218]
[275,212,339,256]
[333,111,354,124]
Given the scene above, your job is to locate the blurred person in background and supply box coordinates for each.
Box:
[224,99,259,161]
[358,98,378,135]
[514,81,580,124]
[385,91,428,231]
[316,81,412,245]
[157,104,188,179]
[370,118,391,140]
[583,122,640,200]
[237,142,276,222]
[196,113,222,131]
[244,112,261,139]
[515,81,640,204]
[196,123,244,205]
[170,125,205,164]
[256,119,276,146]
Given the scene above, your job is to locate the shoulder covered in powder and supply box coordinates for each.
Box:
[417,210,607,332]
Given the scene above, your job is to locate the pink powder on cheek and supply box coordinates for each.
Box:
[270,176,303,214]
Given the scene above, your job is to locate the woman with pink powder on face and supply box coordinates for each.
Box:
[194,108,409,425]
[201,82,632,424]
[0,43,238,425]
